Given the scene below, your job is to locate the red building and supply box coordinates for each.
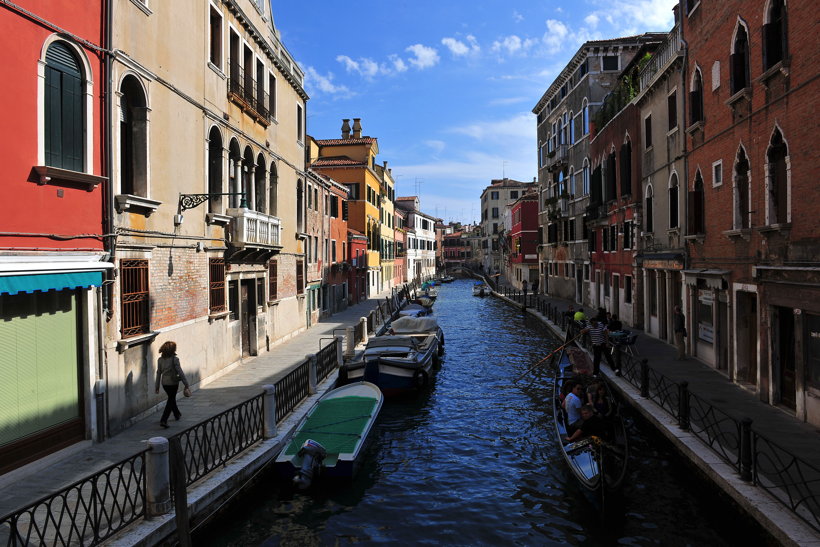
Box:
[394,208,407,287]
[587,43,657,328]
[0,1,110,473]
[443,230,468,269]
[682,0,820,424]
[508,193,539,289]
[347,229,368,305]
[324,175,351,315]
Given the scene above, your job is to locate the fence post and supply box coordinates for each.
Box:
[345,327,355,358]
[145,437,172,517]
[336,335,345,367]
[678,381,690,430]
[263,384,277,438]
[640,358,650,398]
[740,418,753,482]
[307,354,317,394]
[360,317,369,344]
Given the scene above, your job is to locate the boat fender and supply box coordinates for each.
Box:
[293,439,327,490]
[413,368,428,388]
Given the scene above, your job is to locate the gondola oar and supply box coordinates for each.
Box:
[514,331,585,383]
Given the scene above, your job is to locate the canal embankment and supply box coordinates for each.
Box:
[487,281,820,547]
[0,287,412,547]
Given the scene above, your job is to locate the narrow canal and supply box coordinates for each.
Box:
[198,278,761,546]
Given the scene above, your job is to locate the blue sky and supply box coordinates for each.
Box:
[272,0,677,224]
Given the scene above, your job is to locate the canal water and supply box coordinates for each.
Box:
[197,278,761,546]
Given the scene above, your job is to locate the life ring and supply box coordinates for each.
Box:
[413,369,429,388]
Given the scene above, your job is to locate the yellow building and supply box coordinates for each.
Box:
[375,162,396,291]
[312,119,384,295]
[106,0,307,432]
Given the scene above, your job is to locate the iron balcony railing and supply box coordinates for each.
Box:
[227,60,272,123]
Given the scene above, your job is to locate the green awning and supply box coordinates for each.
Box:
[0,272,103,295]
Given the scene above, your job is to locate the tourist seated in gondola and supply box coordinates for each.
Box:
[565,404,609,443]
[562,381,584,433]
[591,383,613,418]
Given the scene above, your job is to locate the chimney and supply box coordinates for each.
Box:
[383,160,388,170]
[352,118,362,138]
[341,119,351,139]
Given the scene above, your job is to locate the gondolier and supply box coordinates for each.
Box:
[583,318,616,376]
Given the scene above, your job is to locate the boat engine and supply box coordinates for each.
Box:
[293,439,327,490]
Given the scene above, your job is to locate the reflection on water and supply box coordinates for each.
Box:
[197,279,760,546]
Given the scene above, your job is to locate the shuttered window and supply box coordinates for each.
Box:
[209,259,226,313]
[45,42,84,172]
[120,259,149,337]
[296,260,304,294]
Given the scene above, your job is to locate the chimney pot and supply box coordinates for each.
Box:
[341,119,351,139]
[352,118,362,139]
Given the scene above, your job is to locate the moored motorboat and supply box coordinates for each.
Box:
[440,275,455,283]
[388,316,444,355]
[552,329,628,511]
[275,381,383,489]
[398,302,430,317]
[340,334,439,395]
[472,282,489,296]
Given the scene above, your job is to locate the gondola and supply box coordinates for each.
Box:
[551,327,628,511]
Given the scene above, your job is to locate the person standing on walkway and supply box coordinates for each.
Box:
[673,305,687,360]
[155,341,190,428]
[583,318,616,375]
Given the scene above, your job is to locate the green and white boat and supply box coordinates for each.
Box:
[275,381,383,489]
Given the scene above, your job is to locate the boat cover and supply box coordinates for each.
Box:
[390,316,439,333]
[367,335,423,349]
[282,396,378,455]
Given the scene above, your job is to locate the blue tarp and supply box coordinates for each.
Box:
[0,271,103,295]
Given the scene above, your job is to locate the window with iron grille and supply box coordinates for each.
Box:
[296,260,304,294]
[269,259,278,300]
[120,259,149,338]
[209,258,226,313]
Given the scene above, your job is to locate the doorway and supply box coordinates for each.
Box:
[735,292,758,385]
[240,280,257,357]
[774,306,796,409]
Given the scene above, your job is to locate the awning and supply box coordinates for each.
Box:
[682,269,730,288]
[0,271,103,296]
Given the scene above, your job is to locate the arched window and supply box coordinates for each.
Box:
[228,139,242,208]
[668,173,679,229]
[690,68,704,124]
[688,171,705,234]
[255,153,266,213]
[763,0,787,70]
[619,138,632,197]
[568,167,575,197]
[45,41,84,171]
[733,147,750,229]
[767,128,789,225]
[582,158,590,195]
[582,99,590,135]
[645,184,654,233]
[119,75,148,196]
[207,126,223,213]
[731,23,751,94]
[242,146,254,208]
[268,162,278,216]
[569,110,575,144]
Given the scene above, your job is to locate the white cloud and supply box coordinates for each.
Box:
[441,35,480,57]
[488,96,530,106]
[491,35,538,56]
[513,10,524,23]
[584,13,600,28]
[304,66,351,97]
[388,54,408,73]
[424,140,446,154]
[542,19,569,54]
[448,112,533,142]
[336,55,379,78]
[405,44,440,69]
[582,0,677,37]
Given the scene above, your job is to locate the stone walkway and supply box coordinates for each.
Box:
[0,292,393,520]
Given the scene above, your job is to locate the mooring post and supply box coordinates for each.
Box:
[345,327,355,358]
[740,418,753,482]
[263,384,277,438]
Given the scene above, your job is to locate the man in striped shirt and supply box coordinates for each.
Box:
[583,318,616,375]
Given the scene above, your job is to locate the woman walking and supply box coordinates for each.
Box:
[155,341,190,428]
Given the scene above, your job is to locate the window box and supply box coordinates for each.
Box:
[208,310,231,322]
[757,59,790,85]
[725,87,752,107]
[116,331,158,353]
[115,194,162,216]
[33,166,107,191]
[757,223,791,236]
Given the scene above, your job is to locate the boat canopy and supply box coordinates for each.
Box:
[391,316,439,333]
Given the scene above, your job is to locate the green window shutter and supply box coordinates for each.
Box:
[44,66,62,167]
[44,42,83,171]
[61,72,83,171]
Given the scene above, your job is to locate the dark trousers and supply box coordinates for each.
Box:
[161,383,181,424]
[592,344,615,375]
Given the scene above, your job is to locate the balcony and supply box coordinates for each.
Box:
[639,25,683,92]
[226,208,282,249]
[227,62,271,126]
[547,144,568,172]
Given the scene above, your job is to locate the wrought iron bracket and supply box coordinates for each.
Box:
[178,192,247,213]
